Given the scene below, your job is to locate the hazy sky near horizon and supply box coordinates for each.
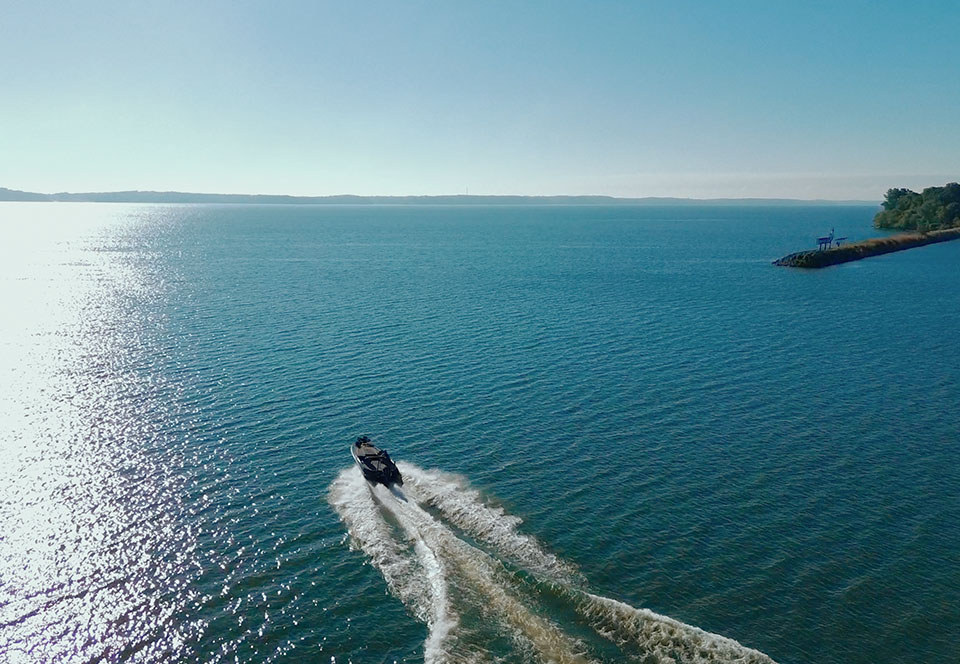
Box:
[3,1,959,199]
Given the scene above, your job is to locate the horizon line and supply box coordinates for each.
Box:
[0,186,879,205]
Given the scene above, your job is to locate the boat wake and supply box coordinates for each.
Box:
[329,463,776,664]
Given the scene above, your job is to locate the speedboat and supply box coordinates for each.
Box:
[350,435,403,486]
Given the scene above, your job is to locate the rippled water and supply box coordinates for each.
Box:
[1,203,958,663]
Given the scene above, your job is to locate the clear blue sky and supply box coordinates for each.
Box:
[2,1,958,199]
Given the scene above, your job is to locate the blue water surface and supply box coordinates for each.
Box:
[1,203,957,663]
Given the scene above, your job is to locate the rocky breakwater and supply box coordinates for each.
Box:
[774,227,960,268]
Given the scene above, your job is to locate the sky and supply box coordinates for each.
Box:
[2,0,959,199]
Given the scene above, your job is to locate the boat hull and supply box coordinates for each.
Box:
[351,443,403,486]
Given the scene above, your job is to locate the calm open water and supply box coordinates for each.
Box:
[1,203,958,663]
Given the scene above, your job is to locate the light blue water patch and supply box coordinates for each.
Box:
[1,202,958,663]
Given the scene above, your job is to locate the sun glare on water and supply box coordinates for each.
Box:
[0,204,200,662]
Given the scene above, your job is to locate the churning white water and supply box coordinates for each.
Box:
[329,464,775,664]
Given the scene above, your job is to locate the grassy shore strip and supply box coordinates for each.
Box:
[773,227,960,268]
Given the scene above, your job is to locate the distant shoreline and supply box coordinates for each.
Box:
[0,186,877,207]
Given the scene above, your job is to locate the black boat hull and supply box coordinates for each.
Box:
[351,442,403,486]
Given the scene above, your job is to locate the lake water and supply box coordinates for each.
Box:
[1,203,958,663]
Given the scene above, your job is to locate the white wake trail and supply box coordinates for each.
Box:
[400,463,582,585]
[398,464,778,663]
[330,464,777,663]
[373,480,593,664]
[328,470,456,663]
[576,593,774,664]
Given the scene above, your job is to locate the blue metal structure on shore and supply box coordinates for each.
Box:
[816,228,847,250]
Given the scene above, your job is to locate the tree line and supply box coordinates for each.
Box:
[874,183,960,231]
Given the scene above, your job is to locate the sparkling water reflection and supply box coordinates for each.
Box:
[0,205,201,661]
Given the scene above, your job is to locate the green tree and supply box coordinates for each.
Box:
[882,187,915,211]
[875,183,960,230]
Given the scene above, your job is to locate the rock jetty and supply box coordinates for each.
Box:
[774,227,960,268]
